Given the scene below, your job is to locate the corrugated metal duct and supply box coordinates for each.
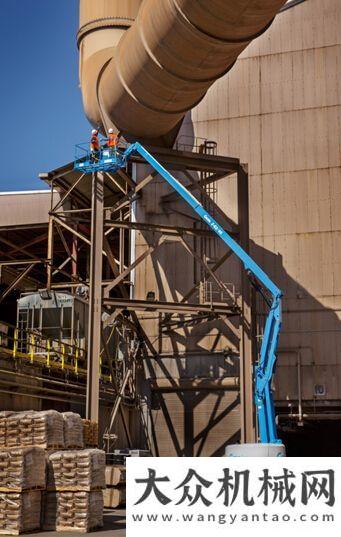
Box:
[78,0,286,144]
[78,0,143,132]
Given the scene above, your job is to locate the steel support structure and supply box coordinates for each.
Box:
[86,172,104,421]
[237,164,255,443]
[41,144,255,446]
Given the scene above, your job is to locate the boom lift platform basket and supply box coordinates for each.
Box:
[74,141,128,174]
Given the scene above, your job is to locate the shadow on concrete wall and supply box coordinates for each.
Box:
[134,208,341,456]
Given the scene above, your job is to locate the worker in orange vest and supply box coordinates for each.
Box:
[108,128,121,155]
[90,129,100,161]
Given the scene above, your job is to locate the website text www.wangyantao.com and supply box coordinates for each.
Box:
[131,512,335,525]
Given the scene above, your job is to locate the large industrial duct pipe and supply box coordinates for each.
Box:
[78,0,143,131]
[78,0,286,144]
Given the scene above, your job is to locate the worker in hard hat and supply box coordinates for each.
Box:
[107,129,121,156]
[90,129,100,162]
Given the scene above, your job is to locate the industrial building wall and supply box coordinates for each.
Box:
[0,191,52,226]
[189,0,341,412]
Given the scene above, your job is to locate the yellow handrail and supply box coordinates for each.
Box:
[46,340,51,367]
[61,344,65,370]
[0,319,112,383]
[29,334,34,363]
[75,346,79,375]
[13,329,18,358]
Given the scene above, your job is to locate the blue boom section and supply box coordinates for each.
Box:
[75,141,283,444]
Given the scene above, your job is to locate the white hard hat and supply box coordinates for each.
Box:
[91,129,98,134]
[108,128,114,134]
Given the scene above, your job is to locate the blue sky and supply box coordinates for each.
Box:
[0,0,90,191]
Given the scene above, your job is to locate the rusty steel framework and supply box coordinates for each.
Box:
[0,145,255,448]
[41,144,255,447]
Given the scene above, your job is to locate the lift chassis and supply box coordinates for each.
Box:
[75,141,283,447]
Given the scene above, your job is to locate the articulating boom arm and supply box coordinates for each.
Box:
[79,141,282,444]
[123,143,283,444]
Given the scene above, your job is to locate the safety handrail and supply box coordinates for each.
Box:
[0,321,114,382]
[0,320,85,356]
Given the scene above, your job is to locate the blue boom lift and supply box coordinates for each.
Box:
[75,141,283,447]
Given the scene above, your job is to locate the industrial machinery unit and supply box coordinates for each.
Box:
[17,291,87,353]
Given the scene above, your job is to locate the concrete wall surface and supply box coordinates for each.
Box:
[189,0,341,409]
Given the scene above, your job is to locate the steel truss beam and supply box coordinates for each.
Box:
[0,260,44,266]
[104,220,215,237]
[103,297,239,315]
[0,263,35,303]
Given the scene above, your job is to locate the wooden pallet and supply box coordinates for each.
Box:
[3,443,64,450]
[46,486,105,492]
[0,529,42,536]
[0,528,41,536]
[0,485,45,493]
[56,525,103,533]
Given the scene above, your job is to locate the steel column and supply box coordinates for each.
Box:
[47,216,54,289]
[86,171,104,421]
[237,164,255,443]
